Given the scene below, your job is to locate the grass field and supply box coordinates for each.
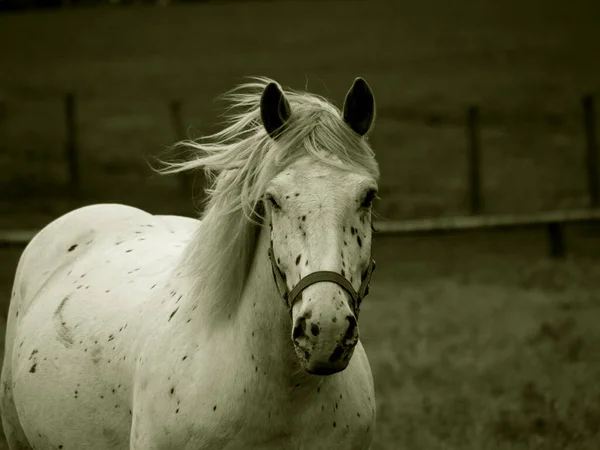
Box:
[1,0,600,225]
[1,226,600,449]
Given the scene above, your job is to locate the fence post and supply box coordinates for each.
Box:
[65,92,79,192]
[466,106,482,214]
[583,94,598,208]
[169,100,192,196]
[547,222,566,258]
[0,94,5,121]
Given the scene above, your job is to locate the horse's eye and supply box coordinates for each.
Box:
[266,194,281,211]
[361,189,377,209]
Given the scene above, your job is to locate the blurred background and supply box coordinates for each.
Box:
[1,0,600,448]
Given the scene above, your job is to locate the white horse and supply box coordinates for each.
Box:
[1,77,380,449]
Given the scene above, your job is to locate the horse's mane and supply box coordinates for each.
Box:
[159,77,379,322]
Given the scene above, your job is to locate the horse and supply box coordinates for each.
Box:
[1,76,380,449]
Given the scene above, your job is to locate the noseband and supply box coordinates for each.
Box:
[267,239,376,316]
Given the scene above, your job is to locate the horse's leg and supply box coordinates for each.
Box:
[0,366,32,450]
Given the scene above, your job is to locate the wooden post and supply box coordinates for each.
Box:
[466,106,482,214]
[547,222,566,258]
[0,95,6,121]
[169,100,192,196]
[583,94,598,208]
[169,100,185,142]
[65,92,79,192]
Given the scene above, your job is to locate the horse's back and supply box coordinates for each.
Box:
[1,204,198,450]
[10,204,198,315]
[13,204,149,309]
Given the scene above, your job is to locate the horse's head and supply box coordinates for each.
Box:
[261,78,378,375]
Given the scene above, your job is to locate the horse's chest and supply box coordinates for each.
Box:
[134,325,375,449]
[136,362,374,449]
[191,378,374,449]
[240,397,372,449]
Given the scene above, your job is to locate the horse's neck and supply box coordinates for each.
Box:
[234,227,309,383]
[172,224,316,386]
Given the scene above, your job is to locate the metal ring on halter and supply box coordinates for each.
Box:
[267,240,376,316]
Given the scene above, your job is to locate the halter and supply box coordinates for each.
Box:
[267,239,376,316]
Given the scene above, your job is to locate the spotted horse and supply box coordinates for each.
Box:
[1,77,379,449]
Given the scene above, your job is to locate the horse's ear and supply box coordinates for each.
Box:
[342,77,375,136]
[261,82,292,139]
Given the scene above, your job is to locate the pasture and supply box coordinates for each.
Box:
[1,0,599,448]
[1,226,600,449]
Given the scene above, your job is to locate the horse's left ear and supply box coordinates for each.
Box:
[342,77,375,136]
[261,82,292,139]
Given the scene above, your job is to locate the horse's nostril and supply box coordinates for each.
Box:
[329,345,345,362]
[344,315,358,343]
[346,315,357,328]
[293,317,306,341]
[310,323,320,336]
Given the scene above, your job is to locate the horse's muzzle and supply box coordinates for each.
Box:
[292,313,359,375]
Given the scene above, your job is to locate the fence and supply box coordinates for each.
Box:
[41,92,599,211]
[1,92,599,257]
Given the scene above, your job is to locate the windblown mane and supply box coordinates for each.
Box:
[159,77,379,321]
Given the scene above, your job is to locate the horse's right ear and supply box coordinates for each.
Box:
[343,77,375,136]
[261,82,292,139]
